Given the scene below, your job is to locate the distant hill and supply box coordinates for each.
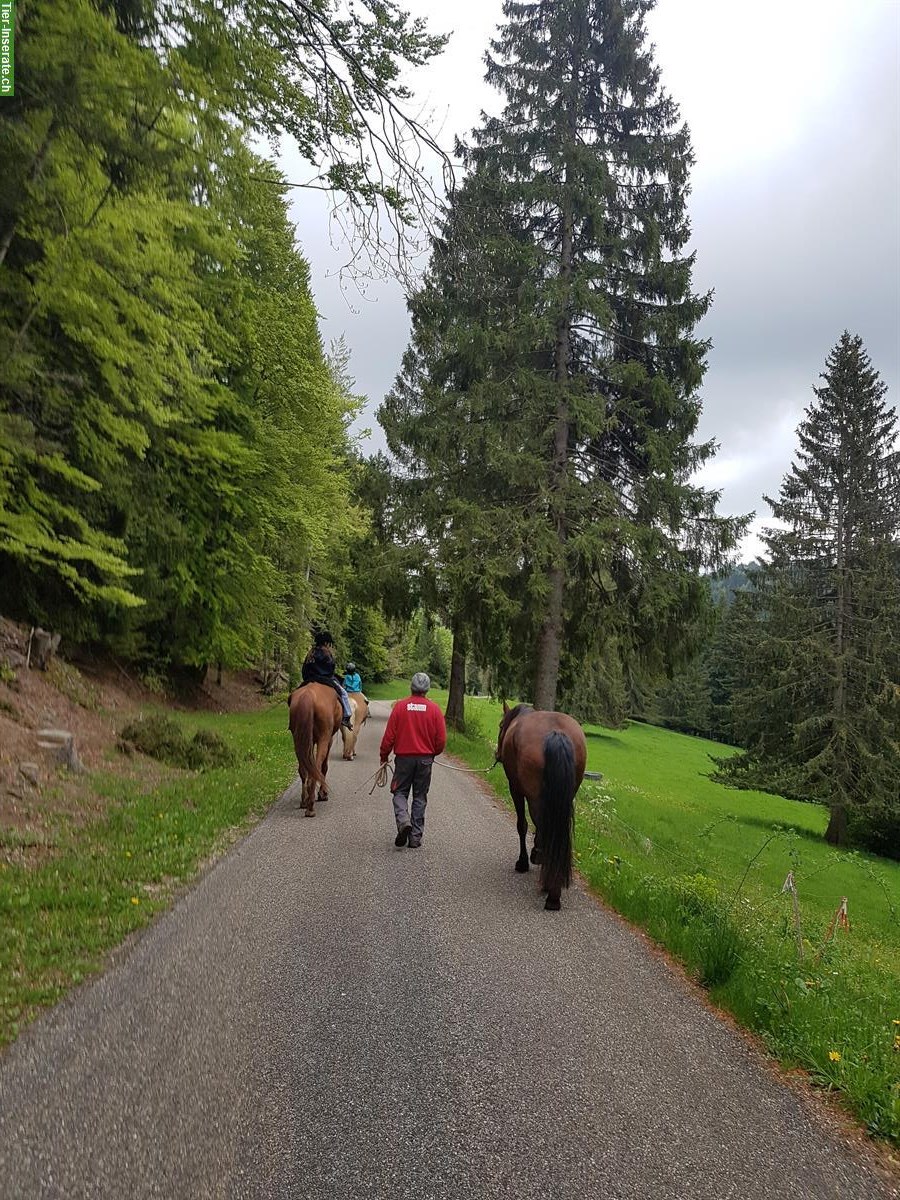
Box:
[707,563,758,606]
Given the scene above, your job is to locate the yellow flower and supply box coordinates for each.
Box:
[828,1050,841,1062]
[125,851,132,858]
[893,1036,900,1052]
[893,1019,900,1026]
[130,896,140,905]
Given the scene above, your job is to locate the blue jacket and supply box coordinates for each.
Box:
[343,672,362,693]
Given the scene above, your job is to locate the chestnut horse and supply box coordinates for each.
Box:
[496,703,587,910]
[339,692,369,760]
[287,683,342,816]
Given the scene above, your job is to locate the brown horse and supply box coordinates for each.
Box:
[287,683,342,816]
[496,702,587,910]
[339,692,369,760]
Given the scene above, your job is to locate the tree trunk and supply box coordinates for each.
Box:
[534,557,566,711]
[834,489,847,723]
[830,467,850,845]
[0,118,58,270]
[533,81,577,712]
[445,623,467,730]
[825,804,848,846]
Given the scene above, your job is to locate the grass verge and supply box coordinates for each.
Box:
[0,704,294,1050]
[433,690,900,1147]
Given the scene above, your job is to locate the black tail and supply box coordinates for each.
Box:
[540,731,576,895]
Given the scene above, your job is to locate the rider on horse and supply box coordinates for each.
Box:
[300,631,353,729]
[343,662,362,693]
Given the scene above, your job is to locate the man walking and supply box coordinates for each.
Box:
[380,672,447,849]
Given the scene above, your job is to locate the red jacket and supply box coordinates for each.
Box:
[380,695,447,761]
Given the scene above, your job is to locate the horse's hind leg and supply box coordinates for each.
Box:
[513,793,529,873]
[530,818,544,866]
[317,739,331,802]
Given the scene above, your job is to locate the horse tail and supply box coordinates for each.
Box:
[540,731,576,896]
[290,696,327,787]
[297,724,327,787]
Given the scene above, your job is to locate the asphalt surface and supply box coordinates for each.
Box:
[0,701,895,1200]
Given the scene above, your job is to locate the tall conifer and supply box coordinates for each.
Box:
[719,334,900,852]
[385,0,742,712]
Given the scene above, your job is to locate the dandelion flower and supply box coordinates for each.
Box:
[828,1050,841,1062]
[893,1019,900,1026]
[130,896,140,905]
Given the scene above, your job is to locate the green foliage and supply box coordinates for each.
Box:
[0,0,443,672]
[119,714,236,769]
[403,609,453,685]
[344,604,392,684]
[650,589,757,744]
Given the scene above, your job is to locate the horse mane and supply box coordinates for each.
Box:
[505,703,533,722]
[499,703,533,745]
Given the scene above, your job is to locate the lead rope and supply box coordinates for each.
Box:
[431,757,500,775]
[370,760,392,794]
[365,757,499,793]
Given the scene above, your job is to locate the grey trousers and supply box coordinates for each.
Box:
[392,756,434,841]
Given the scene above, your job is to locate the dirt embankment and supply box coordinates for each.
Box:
[0,617,268,864]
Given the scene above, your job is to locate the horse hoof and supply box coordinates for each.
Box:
[515,858,529,873]
[318,794,329,802]
[303,809,314,818]
[544,897,561,912]
[530,848,543,865]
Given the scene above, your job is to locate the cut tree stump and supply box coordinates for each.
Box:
[36,729,84,773]
[30,630,61,671]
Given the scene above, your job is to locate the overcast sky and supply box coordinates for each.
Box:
[278,0,900,560]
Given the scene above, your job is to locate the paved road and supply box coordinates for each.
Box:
[0,701,895,1199]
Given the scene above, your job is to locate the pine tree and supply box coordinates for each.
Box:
[718,334,900,852]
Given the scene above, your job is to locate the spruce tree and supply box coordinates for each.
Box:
[380,171,533,724]
[385,0,742,714]
[719,334,900,852]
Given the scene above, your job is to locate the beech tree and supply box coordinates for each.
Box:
[0,0,445,674]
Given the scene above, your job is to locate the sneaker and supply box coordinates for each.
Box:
[407,838,422,849]
[394,824,411,847]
